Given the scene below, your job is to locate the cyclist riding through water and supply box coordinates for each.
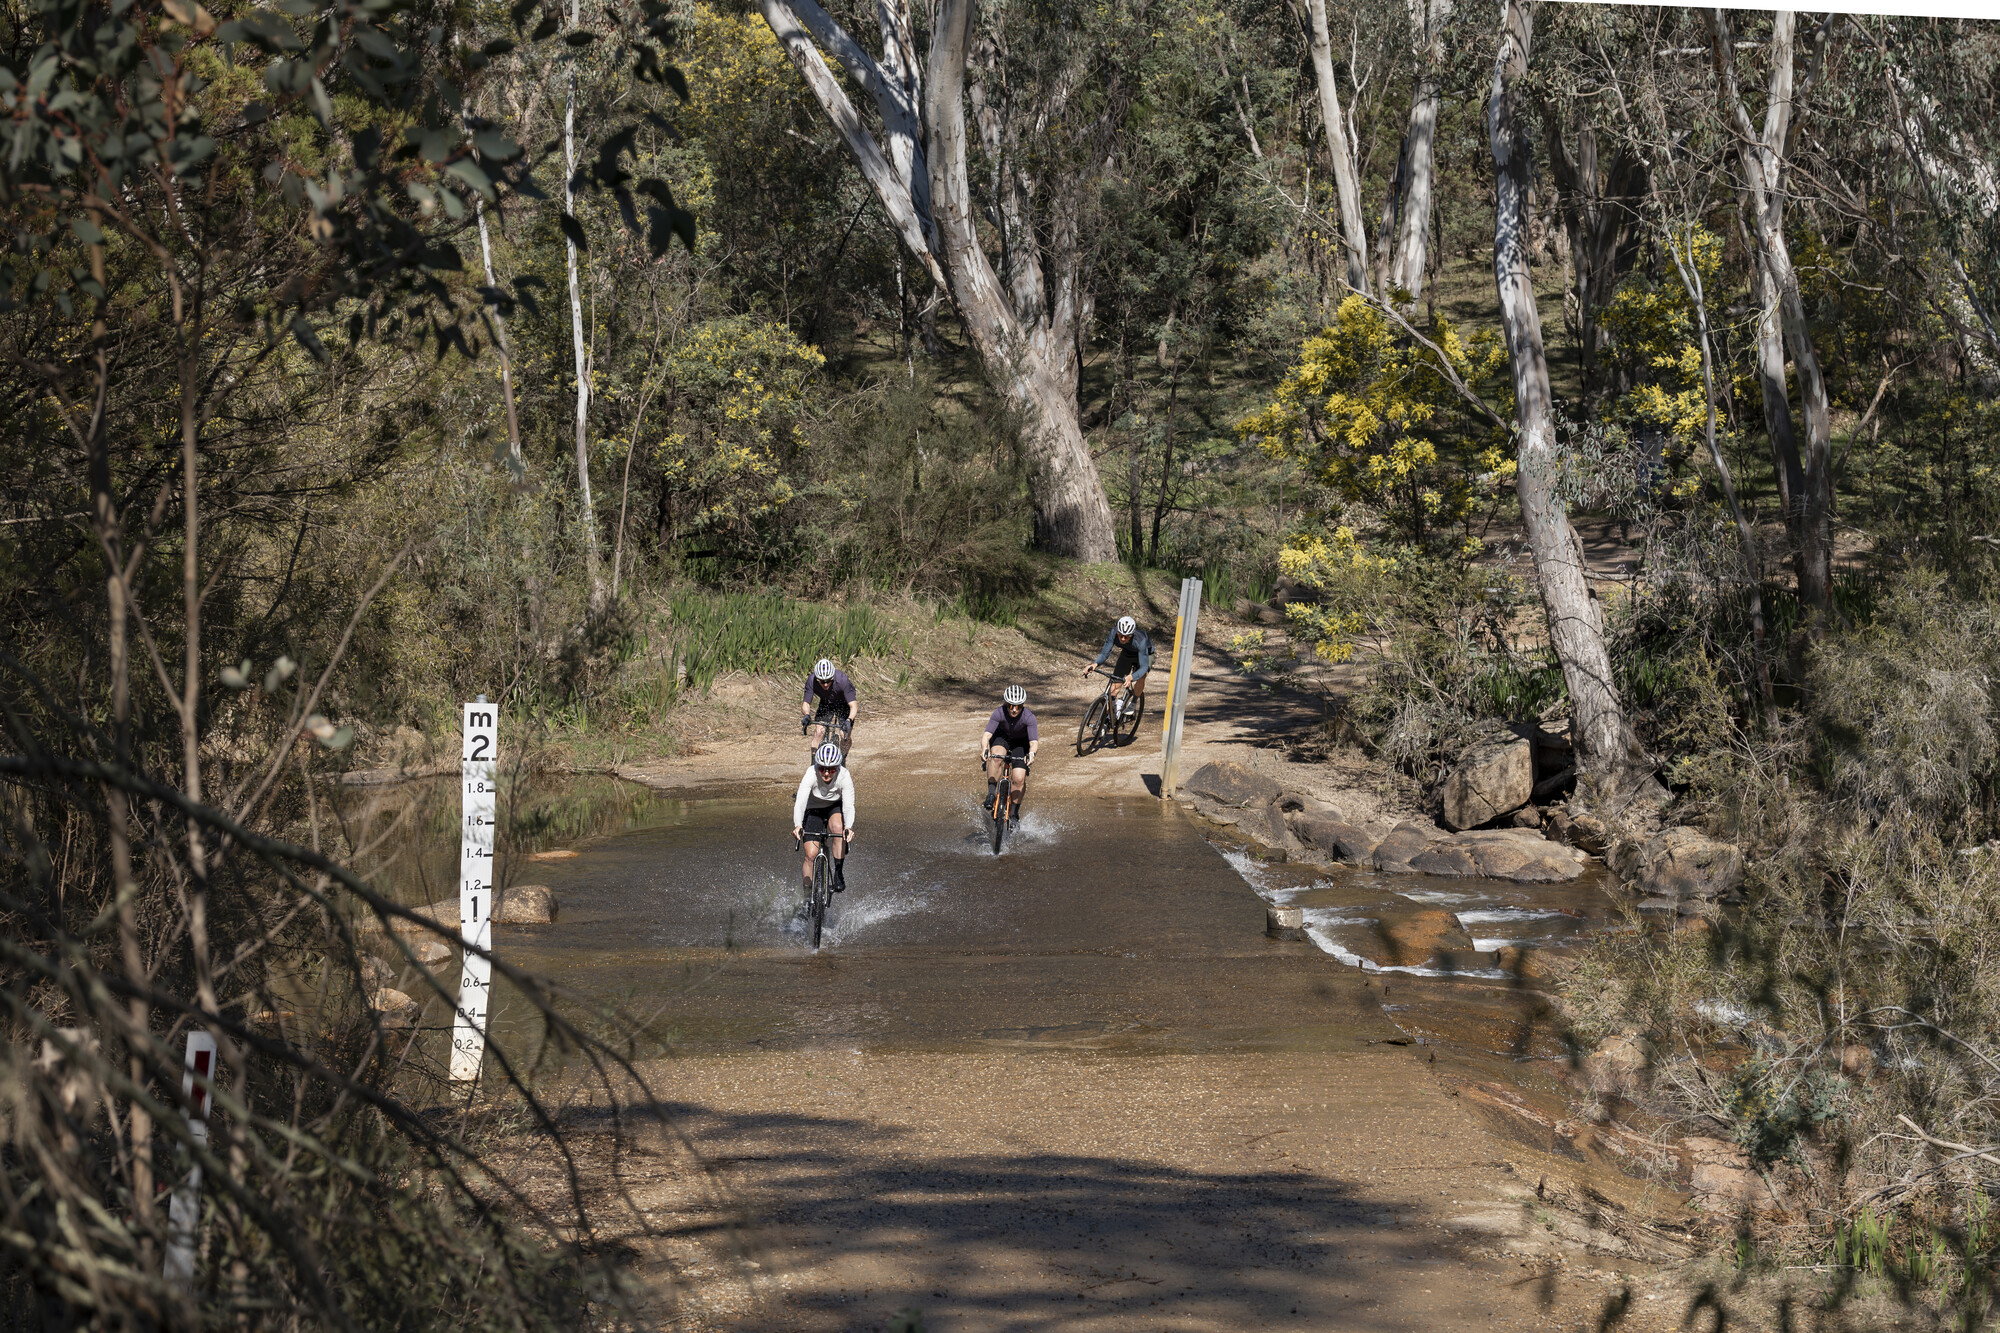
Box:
[982,685,1038,830]
[793,742,855,895]
[1086,615,1152,719]
[802,658,858,751]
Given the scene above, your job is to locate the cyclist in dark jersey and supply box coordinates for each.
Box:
[981,685,1038,828]
[1085,615,1152,722]
[802,657,858,752]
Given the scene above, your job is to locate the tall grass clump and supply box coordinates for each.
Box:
[665,590,898,692]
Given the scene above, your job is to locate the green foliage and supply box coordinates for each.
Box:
[664,589,897,693]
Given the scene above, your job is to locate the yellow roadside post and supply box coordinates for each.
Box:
[1158,577,1202,798]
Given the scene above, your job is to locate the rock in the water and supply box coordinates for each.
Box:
[528,848,578,862]
[1287,812,1374,862]
[1182,761,1284,809]
[1465,832,1588,883]
[497,883,558,924]
[1508,806,1542,829]
[1409,843,1480,876]
[1369,909,1473,967]
[359,954,395,990]
[1371,821,1436,873]
[413,939,453,966]
[1636,827,1743,901]
[369,988,417,1022]
[1442,734,1534,830]
[1584,1034,1649,1097]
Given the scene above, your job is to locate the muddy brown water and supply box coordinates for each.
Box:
[331,766,1688,1331]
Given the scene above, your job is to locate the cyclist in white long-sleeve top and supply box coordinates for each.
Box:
[793,742,855,894]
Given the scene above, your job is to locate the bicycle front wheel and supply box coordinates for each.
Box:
[1118,690,1147,743]
[990,784,1007,854]
[809,855,830,949]
[1077,696,1106,756]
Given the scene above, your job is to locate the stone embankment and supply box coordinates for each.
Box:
[1178,760,1591,884]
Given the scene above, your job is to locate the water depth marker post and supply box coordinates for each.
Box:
[163,1029,217,1285]
[1159,577,1202,797]
[451,698,498,1084]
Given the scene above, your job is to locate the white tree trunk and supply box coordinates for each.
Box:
[476,199,526,478]
[1490,0,1648,794]
[1303,0,1370,295]
[564,0,604,613]
[1713,8,1833,616]
[761,0,1116,560]
[1385,0,1450,307]
[928,0,1116,559]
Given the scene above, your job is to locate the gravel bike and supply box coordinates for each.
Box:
[981,751,1029,854]
[1076,665,1146,755]
[794,835,835,949]
[802,711,853,760]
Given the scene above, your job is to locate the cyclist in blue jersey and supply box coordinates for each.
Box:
[981,685,1039,829]
[1085,615,1152,722]
[802,658,859,752]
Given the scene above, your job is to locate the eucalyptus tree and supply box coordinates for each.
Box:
[756,0,1118,559]
[1712,8,1839,619]
[1488,0,1649,795]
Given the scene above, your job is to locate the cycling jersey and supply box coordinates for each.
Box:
[805,669,857,716]
[985,706,1038,751]
[793,766,855,828]
[1094,626,1153,679]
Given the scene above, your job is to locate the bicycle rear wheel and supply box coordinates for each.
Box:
[1076,696,1106,756]
[809,854,830,948]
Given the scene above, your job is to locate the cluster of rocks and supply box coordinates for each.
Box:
[1180,755,1747,910]
[1180,761,1590,883]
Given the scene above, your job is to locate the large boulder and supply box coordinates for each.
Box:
[1182,761,1285,809]
[1372,821,1437,873]
[1287,812,1376,863]
[497,883,558,924]
[1410,842,1481,876]
[1636,828,1744,901]
[1461,829,1590,883]
[1368,910,1474,968]
[1442,734,1534,830]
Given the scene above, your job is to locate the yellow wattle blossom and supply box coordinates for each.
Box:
[1236,295,1510,542]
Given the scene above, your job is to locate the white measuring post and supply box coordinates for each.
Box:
[1159,577,1202,798]
[163,1029,217,1285]
[450,697,498,1084]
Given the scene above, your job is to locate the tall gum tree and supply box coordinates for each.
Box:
[1712,8,1836,618]
[1381,0,1453,309]
[1489,0,1651,796]
[757,0,1117,560]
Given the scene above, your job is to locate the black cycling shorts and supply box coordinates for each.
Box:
[1108,645,1143,679]
[810,704,852,726]
[990,744,1031,767]
[800,802,843,838]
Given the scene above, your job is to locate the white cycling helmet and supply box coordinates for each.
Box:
[814,742,843,768]
[1003,684,1027,706]
[1115,615,1136,636]
[813,658,837,681]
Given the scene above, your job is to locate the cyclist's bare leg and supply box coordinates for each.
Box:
[800,836,820,885]
[1008,762,1027,817]
[808,721,829,749]
[986,744,1009,786]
